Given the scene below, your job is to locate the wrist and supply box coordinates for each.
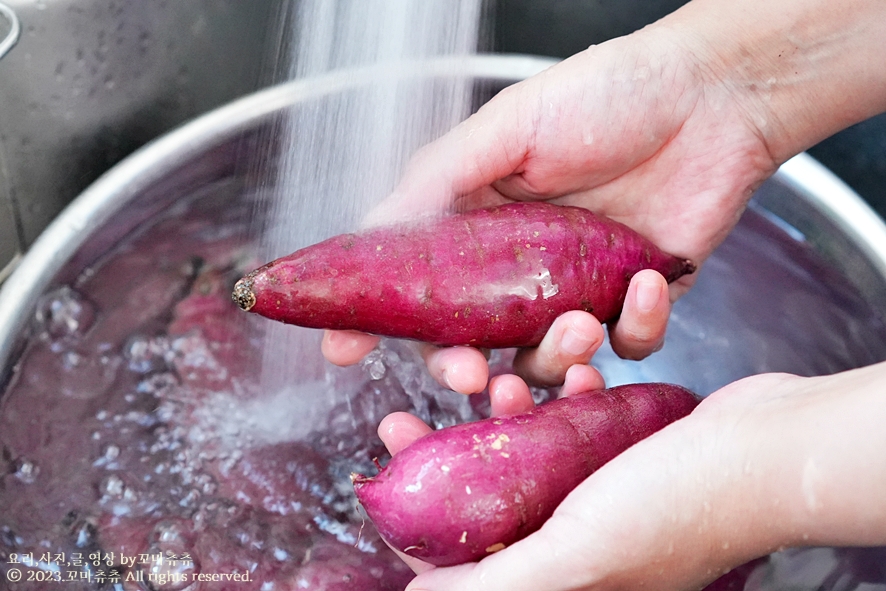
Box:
[701,363,886,562]
[654,0,886,163]
[775,362,886,547]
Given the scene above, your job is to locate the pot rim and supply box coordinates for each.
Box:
[0,2,19,61]
[1,53,885,368]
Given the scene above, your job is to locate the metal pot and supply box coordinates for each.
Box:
[1,54,886,588]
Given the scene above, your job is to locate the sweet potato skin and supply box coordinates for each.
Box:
[352,383,700,567]
[233,203,694,348]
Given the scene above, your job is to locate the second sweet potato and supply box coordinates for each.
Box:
[353,383,700,567]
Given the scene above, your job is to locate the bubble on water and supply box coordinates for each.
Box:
[35,286,96,340]
[153,521,188,545]
[62,351,82,369]
[0,525,21,547]
[70,519,98,549]
[137,372,180,397]
[155,400,179,423]
[93,443,121,467]
[169,333,228,382]
[124,334,171,374]
[101,474,126,498]
[13,458,39,483]
[178,488,200,508]
[104,444,120,460]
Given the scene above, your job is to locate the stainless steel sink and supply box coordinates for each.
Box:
[0,0,280,279]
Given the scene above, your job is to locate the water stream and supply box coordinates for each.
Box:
[256,0,484,398]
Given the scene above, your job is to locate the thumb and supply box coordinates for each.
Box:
[363,85,529,227]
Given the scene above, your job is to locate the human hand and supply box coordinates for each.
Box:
[325,0,886,394]
[323,22,777,392]
[376,361,886,591]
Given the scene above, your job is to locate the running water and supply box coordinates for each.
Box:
[257,0,485,399]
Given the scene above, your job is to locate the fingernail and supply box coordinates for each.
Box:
[635,278,662,313]
[560,324,594,357]
[440,366,455,390]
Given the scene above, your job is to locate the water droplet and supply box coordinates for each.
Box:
[101,474,125,498]
[178,489,200,508]
[103,444,120,462]
[153,521,186,545]
[62,351,82,369]
[361,351,387,380]
[70,519,97,548]
[35,287,96,340]
[13,458,38,483]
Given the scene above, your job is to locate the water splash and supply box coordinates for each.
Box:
[257,0,483,396]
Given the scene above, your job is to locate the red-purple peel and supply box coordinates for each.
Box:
[352,383,701,567]
[232,202,695,348]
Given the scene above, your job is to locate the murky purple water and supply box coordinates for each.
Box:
[1,185,885,590]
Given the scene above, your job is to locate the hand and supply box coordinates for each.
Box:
[324,22,778,392]
[377,361,886,591]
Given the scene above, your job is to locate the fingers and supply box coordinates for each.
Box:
[608,269,671,360]
[421,345,489,394]
[321,330,380,366]
[488,374,535,416]
[377,412,433,456]
[512,310,605,387]
[560,363,606,397]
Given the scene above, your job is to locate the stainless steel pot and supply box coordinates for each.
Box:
[1,54,886,588]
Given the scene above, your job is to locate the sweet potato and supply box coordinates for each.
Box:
[232,203,694,348]
[352,382,700,567]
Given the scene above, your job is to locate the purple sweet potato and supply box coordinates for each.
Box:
[352,382,700,567]
[232,202,694,348]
